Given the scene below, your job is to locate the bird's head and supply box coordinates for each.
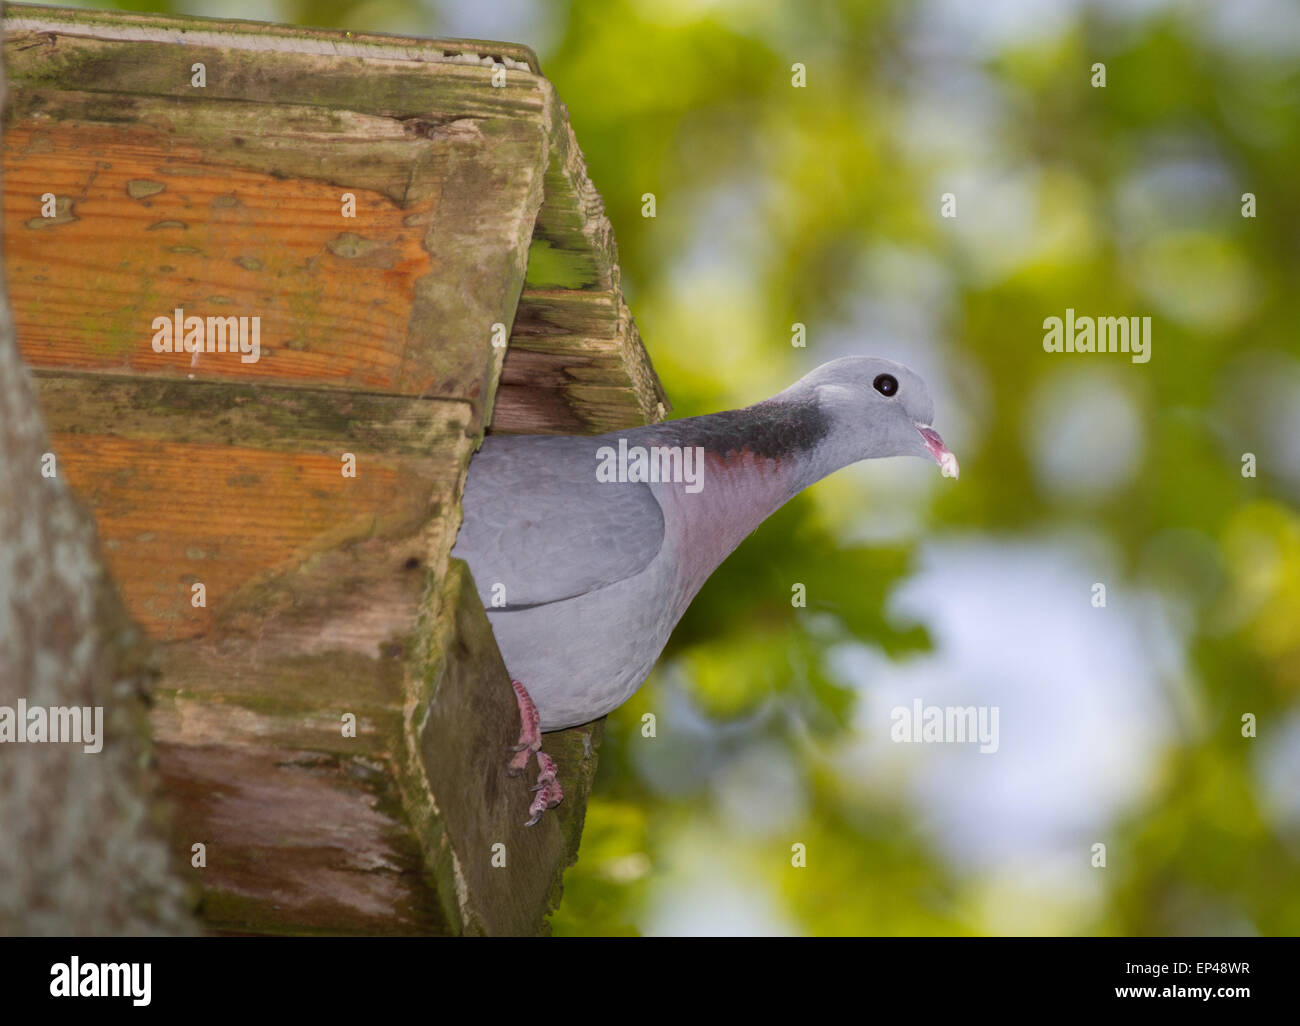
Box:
[792,356,959,478]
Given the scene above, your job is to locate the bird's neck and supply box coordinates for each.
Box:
[641,393,842,590]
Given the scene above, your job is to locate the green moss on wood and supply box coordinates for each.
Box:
[399,559,603,935]
[126,178,165,199]
[35,373,474,457]
[523,236,598,290]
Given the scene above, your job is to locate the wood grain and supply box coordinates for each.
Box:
[3,3,664,936]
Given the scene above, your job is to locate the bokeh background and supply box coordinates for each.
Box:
[73,0,1300,935]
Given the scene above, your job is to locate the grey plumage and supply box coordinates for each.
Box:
[452,356,957,731]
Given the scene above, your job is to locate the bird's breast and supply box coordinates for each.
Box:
[655,448,802,604]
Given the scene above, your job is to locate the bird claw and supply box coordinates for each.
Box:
[509,679,542,752]
[506,747,530,777]
[507,681,564,825]
[524,753,563,826]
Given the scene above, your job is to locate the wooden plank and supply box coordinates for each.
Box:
[7,109,436,390]
[148,558,602,935]
[36,372,473,453]
[3,4,668,437]
[5,5,541,80]
[5,91,545,417]
[402,559,603,935]
[5,5,665,935]
[157,742,448,936]
[490,87,669,434]
[523,117,618,293]
[33,371,474,932]
[37,373,472,641]
[494,290,667,433]
[34,371,603,934]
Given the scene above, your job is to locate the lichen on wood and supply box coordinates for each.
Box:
[0,39,194,934]
[402,559,602,934]
[2,3,664,936]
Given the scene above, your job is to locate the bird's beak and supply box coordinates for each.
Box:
[916,424,959,479]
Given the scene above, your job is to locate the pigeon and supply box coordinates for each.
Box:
[451,356,958,823]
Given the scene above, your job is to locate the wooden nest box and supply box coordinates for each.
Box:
[2,3,667,935]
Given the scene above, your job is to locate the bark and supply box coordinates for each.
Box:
[0,44,194,936]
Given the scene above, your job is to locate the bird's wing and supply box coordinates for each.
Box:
[452,433,666,609]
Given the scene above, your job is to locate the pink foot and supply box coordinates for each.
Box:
[506,679,565,826]
[526,752,564,827]
[506,679,541,776]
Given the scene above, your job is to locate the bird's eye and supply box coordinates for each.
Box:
[873,374,898,397]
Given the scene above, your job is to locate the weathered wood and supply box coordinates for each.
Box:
[3,6,542,113]
[402,560,603,935]
[4,2,664,436]
[525,116,618,293]
[4,5,542,74]
[2,4,664,935]
[3,91,545,420]
[36,373,469,641]
[157,742,447,935]
[492,100,669,434]
[36,371,604,933]
[496,290,667,433]
[0,36,194,935]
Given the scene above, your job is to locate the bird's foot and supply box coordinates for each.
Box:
[506,678,541,776]
[526,752,564,827]
[506,679,565,825]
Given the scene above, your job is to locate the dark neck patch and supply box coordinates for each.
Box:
[652,393,830,461]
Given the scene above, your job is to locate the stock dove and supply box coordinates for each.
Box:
[451,356,958,823]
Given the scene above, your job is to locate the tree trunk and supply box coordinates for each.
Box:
[0,44,194,936]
